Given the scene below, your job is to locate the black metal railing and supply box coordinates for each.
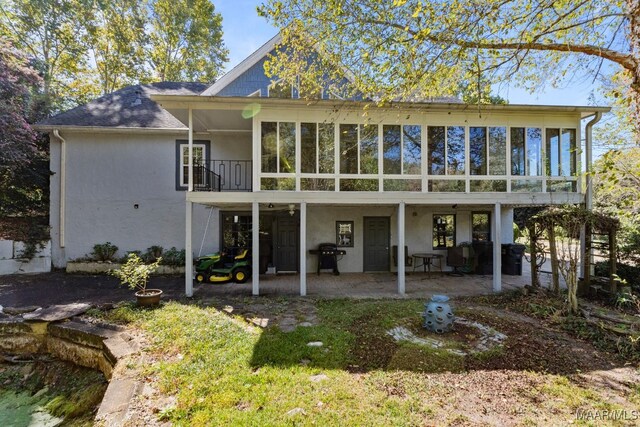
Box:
[210,160,252,191]
[193,164,221,192]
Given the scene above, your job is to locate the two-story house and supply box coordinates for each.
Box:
[37,34,609,297]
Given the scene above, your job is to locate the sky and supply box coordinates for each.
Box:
[216,0,599,107]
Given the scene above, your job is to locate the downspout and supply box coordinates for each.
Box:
[582,112,602,281]
[53,129,66,248]
[584,112,602,210]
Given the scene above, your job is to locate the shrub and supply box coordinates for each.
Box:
[595,261,640,291]
[110,253,161,293]
[143,245,164,263]
[90,242,118,262]
[161,247,185,267]
[118,250,141,264]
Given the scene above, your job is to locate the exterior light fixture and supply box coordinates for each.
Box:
[288,204,295,216]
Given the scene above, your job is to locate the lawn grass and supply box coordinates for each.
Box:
[139,301,429,426]
[94,298,633,426]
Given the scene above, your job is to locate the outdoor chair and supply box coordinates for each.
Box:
[446,246,467,276]
[392,245,412,268]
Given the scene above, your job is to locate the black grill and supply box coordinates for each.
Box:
[310,243,346,275]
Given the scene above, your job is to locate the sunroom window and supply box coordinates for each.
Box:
[511,127,542,176]
[427,126,465,175]
[261,122,296,173]
[301,122,336,174]
[383,125,421,175]
[546,128,577,176]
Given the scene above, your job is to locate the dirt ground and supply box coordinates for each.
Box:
[2,273,639,425]
[119,297,640,426]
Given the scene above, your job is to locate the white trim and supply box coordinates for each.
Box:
[252,202,260,295]
[300,202,307,296]
[152,94,610,117]
[188,108,193,192]
[248,89,261,97]
[397,202,405,295]
[53,130,66,248]
[267,78,294,99]
[492,203,502,292]
[180,143,206,187]
[187,190,584,206]
[37,126,189,134]
[185,201,193,297]
[201,33,283,96]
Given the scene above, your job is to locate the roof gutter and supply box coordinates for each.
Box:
[34,125,189,134]
[584,112,603,210]
[52,130,66,248]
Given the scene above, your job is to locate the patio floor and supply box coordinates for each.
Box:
[194,260,558,299]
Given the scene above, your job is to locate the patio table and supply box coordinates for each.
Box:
[411,253,443,276]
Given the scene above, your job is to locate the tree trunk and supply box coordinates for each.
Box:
[548,226,560,293]
[583,223,592,286]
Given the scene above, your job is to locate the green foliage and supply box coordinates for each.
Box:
[457,78,507,105]
[595,261,640,291]
[90,241,119,262]
[110,253,161,292]
[148,0,228,82]
[259,0,640,134]
[0,39,49,218]
[84,0,149,94]
[143,245,164,263]
[0,0,228,110]
[530,205,618,314]
[594,147,640,263]
[160,246,185,267]
[0,0,92,112]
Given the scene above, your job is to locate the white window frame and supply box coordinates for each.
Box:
[179,143,206,187]
[267,78,294,98]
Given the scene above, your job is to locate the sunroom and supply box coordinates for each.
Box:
[151,95,607,297]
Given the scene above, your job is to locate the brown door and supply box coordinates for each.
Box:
[363,217,390,272]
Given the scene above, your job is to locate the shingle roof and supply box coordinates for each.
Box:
[37,82,208,128]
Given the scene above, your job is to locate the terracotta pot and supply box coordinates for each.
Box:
[135,289,163,306]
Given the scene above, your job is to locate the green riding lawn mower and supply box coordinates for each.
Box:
[194,248,251,284]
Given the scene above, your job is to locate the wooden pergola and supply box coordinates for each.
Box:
[523,206,620,294]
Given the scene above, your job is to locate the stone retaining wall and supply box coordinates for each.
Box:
[0,315,137,379]
[0,240,52,275]
[0,305,143,425]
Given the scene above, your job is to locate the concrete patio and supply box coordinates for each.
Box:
[193,260,556,299]
[195,272,524,298]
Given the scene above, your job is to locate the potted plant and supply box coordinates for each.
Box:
[111,253,163,306]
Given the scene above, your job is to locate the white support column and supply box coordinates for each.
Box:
[252,201,260,296]
[493,202,502,292]
[500,207,514,243]
[188,107,193,192]
[185,201,193,297]
[300,202,307,296]
[398,202,406,295]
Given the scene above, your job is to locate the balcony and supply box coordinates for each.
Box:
[193,160,252,192]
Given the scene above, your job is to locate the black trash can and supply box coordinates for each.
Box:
[501,243,526,275]
[472,241,493,275]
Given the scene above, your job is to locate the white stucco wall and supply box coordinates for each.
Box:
[49,131,233,267]
[303,205,506,273]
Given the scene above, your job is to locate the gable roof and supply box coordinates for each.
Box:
[36,82,207,130]
[200,33,282,97]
